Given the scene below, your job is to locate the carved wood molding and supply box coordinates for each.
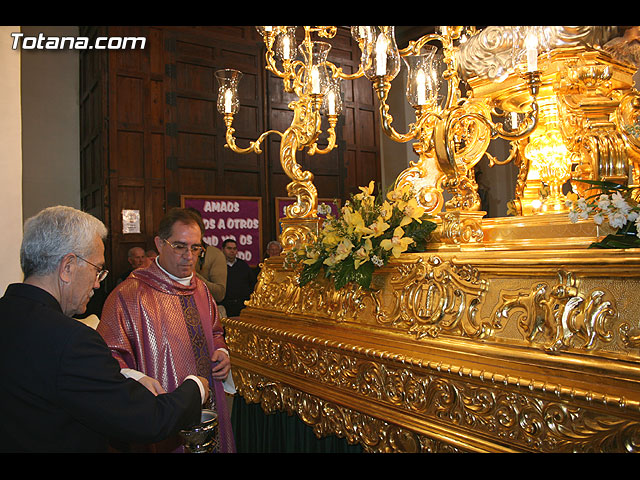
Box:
[226,316,640,453]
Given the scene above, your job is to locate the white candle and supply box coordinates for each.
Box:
[416,69,426,105]
[224,89,233,113]
[525,32,538,72]
[327,90,336,115]
[283,37,290,59]
[375,33,387,77]
[311,66,320,94]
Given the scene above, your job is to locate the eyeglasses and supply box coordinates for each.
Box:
[76,255,109,282]
[162,238,205,257]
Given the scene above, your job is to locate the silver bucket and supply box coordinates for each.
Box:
[179,409,219,453]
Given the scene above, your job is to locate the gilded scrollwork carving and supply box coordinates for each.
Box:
[227,325,640,453]
[232,366,460,452]
[492,270,619,352]
[377,256,493,339]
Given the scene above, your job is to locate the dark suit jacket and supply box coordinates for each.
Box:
[0,283,202,452]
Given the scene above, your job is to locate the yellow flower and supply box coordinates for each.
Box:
[322,230,341,248]
[356,180,375,198]
[353,238,373,269]
[343,208,371,238]
[386,183,411,203]
[302,248,321,265]
[380,226,414,258]
[399,197,426,227]
[379,201,393,221]
[565,192,578,204]
[364,216,390,238]
[323,238,354,267]
[335,238,354,260]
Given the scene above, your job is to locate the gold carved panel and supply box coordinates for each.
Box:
[227,250,640,452]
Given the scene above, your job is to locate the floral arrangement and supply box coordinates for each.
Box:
[286,181,437,290]
[565,179,640,248]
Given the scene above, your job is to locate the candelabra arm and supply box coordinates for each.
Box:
[374,78,423,144]
[492,101,539,141]
[487,140,521,167]
[308,117,339,155]
[223,114,283,155]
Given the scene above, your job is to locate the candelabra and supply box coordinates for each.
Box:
[216,26,363,251]
[217,26,640,250]
[354,26,541,244]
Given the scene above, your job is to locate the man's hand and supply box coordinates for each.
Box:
[211,349,230,381]
[138,375,166,396]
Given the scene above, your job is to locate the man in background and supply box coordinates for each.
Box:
[220,238,256,317]
[0,206,207,452]
[116,246,146,284]
[185,207,227,307]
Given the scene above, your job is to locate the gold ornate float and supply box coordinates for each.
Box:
[218,26,640,452]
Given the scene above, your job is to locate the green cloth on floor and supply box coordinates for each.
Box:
[231,396,363,453]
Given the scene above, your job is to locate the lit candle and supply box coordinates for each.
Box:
[282,36,290,60]
[511,112,518,129]
[327,90,336,115]
[224,89,233,114]
[311,66,320,94]
[416,69,426,105]
[525,32,538,72]
[375,33,387,77]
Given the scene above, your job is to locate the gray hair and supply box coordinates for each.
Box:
[20,206,108,278]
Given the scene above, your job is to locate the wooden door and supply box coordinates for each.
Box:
[80,26,380,286]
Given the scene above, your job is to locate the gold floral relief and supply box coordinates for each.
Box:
[249,254,640,357]
[227,327,640,453]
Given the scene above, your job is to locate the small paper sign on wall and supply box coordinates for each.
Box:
[122,209,141,234]
[181,195,263,267]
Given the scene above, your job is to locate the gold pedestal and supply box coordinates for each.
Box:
[224,231,640,452]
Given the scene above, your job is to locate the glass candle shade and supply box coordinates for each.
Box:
[299,41,331,95]
[275,26,298,61]
[360,26,401,81]
[403,46,438,108]
[215,69,242,115]
[322,79,343,116]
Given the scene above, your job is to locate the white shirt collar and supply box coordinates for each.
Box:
[155,257,193,286]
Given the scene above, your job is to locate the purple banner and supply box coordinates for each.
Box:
[182,195,262,267]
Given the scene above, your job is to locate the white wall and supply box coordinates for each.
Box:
[0,26,25,293]
[20,26,80,220]
[0,26,80,294]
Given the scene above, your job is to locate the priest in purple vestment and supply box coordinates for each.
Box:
[98,208,235,453]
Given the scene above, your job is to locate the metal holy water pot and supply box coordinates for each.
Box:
[179,409,219,453]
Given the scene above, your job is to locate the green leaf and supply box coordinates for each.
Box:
[299,261,323,286]
[353,261,374,289]
[590,233,640,249]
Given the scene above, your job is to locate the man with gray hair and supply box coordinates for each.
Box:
[0,206,209,452]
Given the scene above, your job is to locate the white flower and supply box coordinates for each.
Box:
[608,211,628,229]
[597,194,611,211]
[593,212,605,225]
[568,209,580,223]
[371,255,384,267]
[611,191,631,215]
[576,198,590,212]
